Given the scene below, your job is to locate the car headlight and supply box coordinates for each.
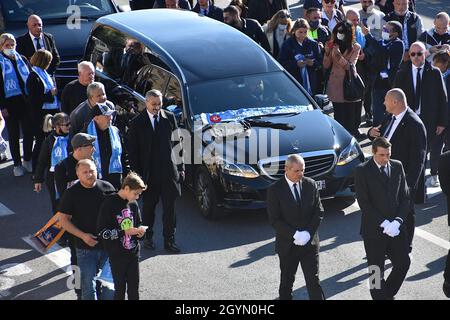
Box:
[220,160,260,178]
[337,138,360,166]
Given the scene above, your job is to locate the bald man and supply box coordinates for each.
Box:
[16,15,60,76]
[368,88,426,254]
[395,41,448,191]
[418,12,450,62]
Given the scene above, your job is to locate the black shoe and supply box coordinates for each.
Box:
[143,238,155,250]
[444,281,450,298]
[164,241,180,253]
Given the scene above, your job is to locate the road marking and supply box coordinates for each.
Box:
[0,202,14,217]
[414,228,450,250]
[352,201,450,250]
[22,236,72,275]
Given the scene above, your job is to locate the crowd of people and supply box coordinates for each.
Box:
[0,0,449,301]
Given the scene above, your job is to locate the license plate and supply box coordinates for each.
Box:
[315,180,326,190]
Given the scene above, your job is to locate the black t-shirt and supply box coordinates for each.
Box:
[61,80,88,115]
[59,180,116,250]
[97,194,142,257]
[54,154,78,200]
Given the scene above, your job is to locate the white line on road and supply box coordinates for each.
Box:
[22,236,72,275]
[414,228,450,250]
[0,202,14,217]
[351,200,450,250]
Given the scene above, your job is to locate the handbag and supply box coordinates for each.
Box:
[343,63,365,102]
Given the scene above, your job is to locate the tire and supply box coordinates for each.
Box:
[195,168,223,220]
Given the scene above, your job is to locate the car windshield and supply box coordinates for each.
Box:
[1,0,115,23]
[189,72,314,124]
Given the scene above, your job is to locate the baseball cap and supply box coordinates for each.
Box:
[91,103,116,117]
[71,133,96,149]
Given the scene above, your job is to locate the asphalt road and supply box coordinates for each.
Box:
[1,0,450,303]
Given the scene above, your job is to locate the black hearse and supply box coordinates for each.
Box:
[83,9,365,219]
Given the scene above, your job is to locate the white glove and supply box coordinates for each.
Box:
[380,219,390,230]
[293,230,302,241]
[384,220,401,238]
[294,231,311,246]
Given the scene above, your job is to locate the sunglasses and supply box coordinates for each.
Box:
[410,52,424,57]
[280,14,291,19]
[60,122,71,127]
[324,0,336,4]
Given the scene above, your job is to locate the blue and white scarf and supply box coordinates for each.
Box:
[0,52,30,98]
[87,120,123,179]
[50,135,69,172]
[300,66,312,95]
[33,66,59,110]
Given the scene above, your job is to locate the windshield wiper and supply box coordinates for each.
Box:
[241,119,295,130]
[243,112,300,121]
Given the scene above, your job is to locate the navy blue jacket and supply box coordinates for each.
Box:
[192,3,223,22]
[279,37,322,95]
[364,34,404,88]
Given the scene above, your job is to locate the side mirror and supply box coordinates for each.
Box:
[117,4,131,12]
[314,94,333,113]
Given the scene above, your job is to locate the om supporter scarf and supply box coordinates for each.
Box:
[50,135,69,172]
[33,66,59,110]
[87,120,123,179]
[0,52,29,98]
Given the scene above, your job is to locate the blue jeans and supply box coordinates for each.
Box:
[76,248,114,300]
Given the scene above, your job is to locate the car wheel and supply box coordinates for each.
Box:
[195,169,222,220]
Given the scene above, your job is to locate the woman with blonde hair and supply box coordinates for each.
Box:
[27,49,59,173]
[0,33,32,176]
[34,112,70,214]
[263,9,293,59]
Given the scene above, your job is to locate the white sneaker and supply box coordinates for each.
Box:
[429,175,440,187]
[13,166,25,177]
[22,160,32,173]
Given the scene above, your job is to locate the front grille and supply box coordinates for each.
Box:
[258,150,336,180]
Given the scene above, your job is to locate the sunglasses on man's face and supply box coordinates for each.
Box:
[410,51,424,57]
[324,0,336,4]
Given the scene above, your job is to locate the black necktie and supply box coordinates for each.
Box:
[380,165,389,182]
[153,116,159,132]
[383,116,396,138]
[35,38,42,50]
[293,183,301,206]
[415,67,422,111]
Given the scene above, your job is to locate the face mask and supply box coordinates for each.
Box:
[366,5,374,14]
[382,31,391,41]
[336,33,345,41]
[3,49,15,56]
[278,24,287,31]
[309,20,320,29]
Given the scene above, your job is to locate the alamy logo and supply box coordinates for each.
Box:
[66,5,81,30]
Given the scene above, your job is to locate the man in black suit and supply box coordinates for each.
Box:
[16,15,60,76]
[394,41,448,190]
[267,154,325,300]
[192,0,224,22]
[355,137,411,300]
[223,5,271,53]
[438,151,450,298]
[127,89,184,253]
[368,88,427,253]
